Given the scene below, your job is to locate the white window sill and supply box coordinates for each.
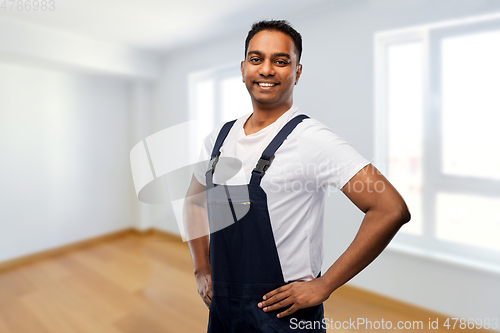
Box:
[386,242,500,276]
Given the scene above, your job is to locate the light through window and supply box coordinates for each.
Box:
[376,16,500,264]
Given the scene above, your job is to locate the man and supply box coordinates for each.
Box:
[184,20,410,332]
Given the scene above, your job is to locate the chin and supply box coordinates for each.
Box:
[251,93,280,103]
[252,97,280,105]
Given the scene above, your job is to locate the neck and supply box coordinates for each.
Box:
[244,101,293,135]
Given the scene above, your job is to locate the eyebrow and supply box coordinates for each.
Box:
[247,51,291,59]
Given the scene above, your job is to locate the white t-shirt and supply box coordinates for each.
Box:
[194,105,371,282]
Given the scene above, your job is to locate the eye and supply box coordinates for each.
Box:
[275,60,288,65]
[249,58,261,63]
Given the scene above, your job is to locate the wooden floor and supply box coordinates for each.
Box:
[0,231,494,333]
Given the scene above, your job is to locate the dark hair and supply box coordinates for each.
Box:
[244,20,302,63]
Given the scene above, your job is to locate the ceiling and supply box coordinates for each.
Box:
[0,0,331,54]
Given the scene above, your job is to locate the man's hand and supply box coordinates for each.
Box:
[257,276,330,318]
[195,268,212,309]
[185,175,213,309]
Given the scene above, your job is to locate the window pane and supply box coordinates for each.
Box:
[189,78,215,159]
[441,30,500,180]
[387,42,424,235]
[436,192,500,251]
[220,76,252,122]
[194,79,215,138]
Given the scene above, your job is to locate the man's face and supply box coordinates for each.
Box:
[241,30,302,110]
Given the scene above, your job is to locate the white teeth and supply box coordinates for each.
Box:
[258,82,276,87]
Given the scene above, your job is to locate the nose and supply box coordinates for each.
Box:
[259,59,275,77]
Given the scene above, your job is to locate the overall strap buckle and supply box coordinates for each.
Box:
[252,155,275,178]
[206,151,221,175]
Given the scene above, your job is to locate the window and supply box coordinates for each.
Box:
[375,15,500,267]
[188,65,252,145]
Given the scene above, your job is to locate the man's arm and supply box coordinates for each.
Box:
[319,163,410,292]
[258,163,411,318]
[183,175,212,309]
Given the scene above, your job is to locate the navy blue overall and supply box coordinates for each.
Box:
[205,115,326,333]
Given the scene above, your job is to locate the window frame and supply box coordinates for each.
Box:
[188,63,244,126]
[375,17,500,270]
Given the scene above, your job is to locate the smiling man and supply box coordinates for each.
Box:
[185,20,411,333]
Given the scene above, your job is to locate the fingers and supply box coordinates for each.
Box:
[277,304,299,318]
[207,288,212,307]
[258,286,292,309]
[205,281,212,308]
[260,296,293,313]
[203,287,212,308]
[257,282,312,318]
[262,283,291,301]
[196,274,212,309]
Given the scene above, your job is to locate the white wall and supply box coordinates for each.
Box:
[0,17,161,80]
[129,81,157,231]
[0,62,141,262]
[153,0,500,321]
[0,15,161,262]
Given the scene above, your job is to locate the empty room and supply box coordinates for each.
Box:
[1,0,499,332]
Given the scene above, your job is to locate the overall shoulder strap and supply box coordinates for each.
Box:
[206,119,237,187]
[250,114,309,185]
[210,120,237,159]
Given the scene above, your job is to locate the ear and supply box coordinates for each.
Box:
[295,64,302,85]
[240,61,245,83]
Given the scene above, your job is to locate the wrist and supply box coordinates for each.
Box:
[316,274,337,297]
[194,266,211,277]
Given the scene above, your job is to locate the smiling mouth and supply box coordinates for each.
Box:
[256,82,279,87]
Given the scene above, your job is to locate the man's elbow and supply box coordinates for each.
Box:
[380,199,411,228]
[394,203,411,226]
